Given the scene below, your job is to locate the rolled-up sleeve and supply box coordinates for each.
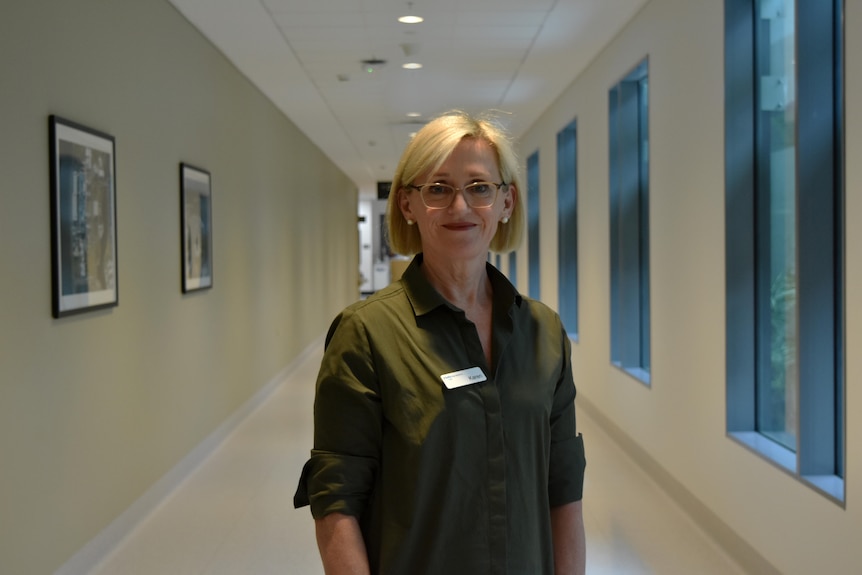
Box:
[294,451,379,517]
[547,327,586,506]
[294,309,382,519]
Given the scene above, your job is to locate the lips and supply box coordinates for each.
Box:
[443,222,476,230]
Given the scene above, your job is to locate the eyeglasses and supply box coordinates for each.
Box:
[406,181,507,209]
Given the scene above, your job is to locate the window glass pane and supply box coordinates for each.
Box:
[755,0,797,451]
[557,120,578,336]
[527,152,540,299]
[638,74,650,371]
[834,2,845,481]
[609,59,650,381]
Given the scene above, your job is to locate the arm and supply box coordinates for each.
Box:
[551,500,586,575]
[315,512,370,575]
[303,311,380,573]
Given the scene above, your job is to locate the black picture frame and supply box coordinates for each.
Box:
[49,115,119,318]
[180,163,213,293]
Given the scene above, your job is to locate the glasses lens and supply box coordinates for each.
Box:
[420,184,455,208]
[464,182,497,207]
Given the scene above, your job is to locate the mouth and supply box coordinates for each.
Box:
[443,222,476,231]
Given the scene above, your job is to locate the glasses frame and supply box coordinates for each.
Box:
[406,181,507,209]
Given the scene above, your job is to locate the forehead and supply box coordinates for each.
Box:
[434,137,499,174]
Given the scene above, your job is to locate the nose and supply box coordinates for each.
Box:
[448,188,471,211]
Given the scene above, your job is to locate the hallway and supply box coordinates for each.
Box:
[85,337,746,575]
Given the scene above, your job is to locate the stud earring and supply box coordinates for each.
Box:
[501,216,509,224]
[407,219,414,225]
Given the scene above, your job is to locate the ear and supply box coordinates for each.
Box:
[398,187,416,222]
[501,183,516,220]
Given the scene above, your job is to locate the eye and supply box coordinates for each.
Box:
[467,182,493,195]
[424,184,452,196]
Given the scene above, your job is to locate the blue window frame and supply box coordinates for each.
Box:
[609,59,650,383]
[725,0,844,503]
[557,119,579,339]
[527,151,540,300]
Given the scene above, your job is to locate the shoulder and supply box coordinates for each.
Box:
[518,296,564,330]
[325,281,411,343]
[347,281,405,313]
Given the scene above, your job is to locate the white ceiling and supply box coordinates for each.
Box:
[168,0,647,198]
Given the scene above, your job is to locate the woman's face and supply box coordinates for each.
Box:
[399,137,515,263]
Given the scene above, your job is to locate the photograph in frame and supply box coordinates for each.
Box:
[49,115,118,318]
[180,163,213,293]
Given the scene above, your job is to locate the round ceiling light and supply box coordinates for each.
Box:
[398,15,424,24]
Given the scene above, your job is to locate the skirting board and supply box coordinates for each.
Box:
[54,333,325,575]
[578,397,781,575]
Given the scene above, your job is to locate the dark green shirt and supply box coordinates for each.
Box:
[295,255,586,574]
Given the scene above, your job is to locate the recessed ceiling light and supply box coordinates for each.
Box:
[402,62,423,70]
[398,15,424,24]
[406,112,421,118]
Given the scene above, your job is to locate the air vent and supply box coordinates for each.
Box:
[361,58,386,73]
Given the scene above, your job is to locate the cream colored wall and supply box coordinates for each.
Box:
[519,0,860,573]
[0,1,357,573]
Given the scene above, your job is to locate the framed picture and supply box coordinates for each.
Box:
[180,163,213,292]
[49,115,118,318]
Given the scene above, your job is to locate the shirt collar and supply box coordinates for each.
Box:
[401,253,523,318]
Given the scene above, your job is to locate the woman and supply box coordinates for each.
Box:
[295,111,586,574]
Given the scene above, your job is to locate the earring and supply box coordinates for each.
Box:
[407,219,414,225]
[501,216,509,224]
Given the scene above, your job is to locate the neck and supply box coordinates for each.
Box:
[420,254,491,310]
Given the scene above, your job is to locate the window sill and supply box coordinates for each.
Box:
[611,361,651,386]
[729,432,845,504]
[729,431,795,472]
[804,475,845,505]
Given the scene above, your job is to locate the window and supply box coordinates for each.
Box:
[557,119,579,339]
[609,59,650,383]
[527,151,540,299]
[725,0,844,503]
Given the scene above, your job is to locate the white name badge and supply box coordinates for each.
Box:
[440,367,487,390]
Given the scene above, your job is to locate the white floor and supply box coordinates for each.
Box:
[85,338,746,575]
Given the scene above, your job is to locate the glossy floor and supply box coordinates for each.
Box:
[87,339,746,575]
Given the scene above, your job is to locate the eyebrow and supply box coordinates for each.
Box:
[429,171,494,181]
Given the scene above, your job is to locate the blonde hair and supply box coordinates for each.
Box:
[386,110,525,255]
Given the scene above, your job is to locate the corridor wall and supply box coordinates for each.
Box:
[518,1,860,574]
[0,1,357,573]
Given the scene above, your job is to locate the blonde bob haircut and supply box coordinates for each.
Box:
[387,110,525,256]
